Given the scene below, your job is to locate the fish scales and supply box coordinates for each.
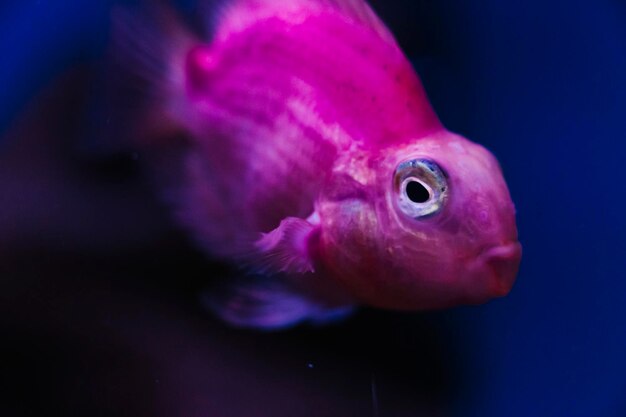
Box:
[114,0,521,329]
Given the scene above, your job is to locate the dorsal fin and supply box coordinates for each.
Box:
[209,0,395,45]
[316,0,394,42]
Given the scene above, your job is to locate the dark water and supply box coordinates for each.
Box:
[1,1,625,416]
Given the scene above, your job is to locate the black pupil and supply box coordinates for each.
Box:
[406,180,430,203]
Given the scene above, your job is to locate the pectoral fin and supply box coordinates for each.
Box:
[203,216,355,330]
[250,217,319,276]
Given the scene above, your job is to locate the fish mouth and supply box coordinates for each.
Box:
[471,241,522,297]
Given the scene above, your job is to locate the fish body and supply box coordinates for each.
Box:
[116,0,521,328]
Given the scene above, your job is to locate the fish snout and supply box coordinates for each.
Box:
[470,242,522,297]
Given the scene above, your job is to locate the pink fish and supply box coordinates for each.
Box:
[115,0,521,329]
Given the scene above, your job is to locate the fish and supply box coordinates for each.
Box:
[112,0,521,329]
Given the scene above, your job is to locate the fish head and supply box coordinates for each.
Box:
[317,130,521,310]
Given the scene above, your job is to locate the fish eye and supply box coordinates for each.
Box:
[393,159,448,219]
[405,180,431,203]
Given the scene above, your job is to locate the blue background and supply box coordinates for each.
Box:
[1,1,624,416]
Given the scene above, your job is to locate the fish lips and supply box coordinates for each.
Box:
[468,241,522,298]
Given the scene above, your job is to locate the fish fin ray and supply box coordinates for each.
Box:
[247,217,318,276]
[202,274,355,330]
[317,0,395,42]
[111,3,195,97]
[213,0,395,45]
[109,3,199,145]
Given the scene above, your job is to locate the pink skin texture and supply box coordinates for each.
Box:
[117,0,521,328]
